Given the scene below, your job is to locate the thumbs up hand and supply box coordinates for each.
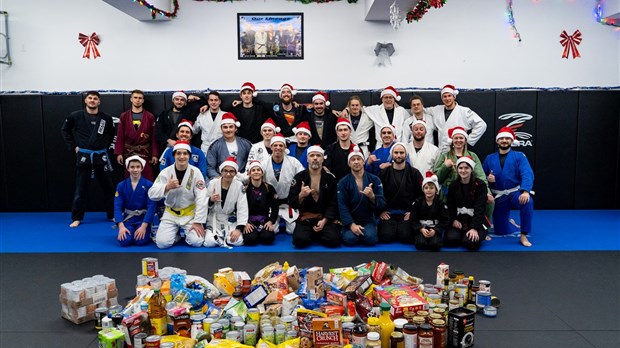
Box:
[361,183,375,199]
[166,174,181,191]
[488,170,495,183]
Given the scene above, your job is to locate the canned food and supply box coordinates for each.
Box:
[476,291,491,309]
[478,280,491,292]
[142,257,159,277]
[95,307,108,330]
[133,332,148,348]
[145,335,161,348]
[160,343,174,348]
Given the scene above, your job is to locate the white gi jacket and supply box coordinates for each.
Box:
[193,110,225,154]
[401,112,437,145]
[364,104,411,144]
[405,141,440,175]
[349,110,375,154]
[204,178,248,247]
[261,155,305,199]
[149,164,208,224]
[246,141,270,171]
[425,104,487,151]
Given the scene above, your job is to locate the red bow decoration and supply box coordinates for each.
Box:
[560,30,582,59]
[78,32,101,59]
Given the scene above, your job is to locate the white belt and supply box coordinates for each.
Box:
[491,185,520,199]
[456,207,474,216]
[419,219,438,227]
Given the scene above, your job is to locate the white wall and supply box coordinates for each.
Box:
[0,0,618,92]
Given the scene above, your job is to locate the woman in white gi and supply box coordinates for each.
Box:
[203,157,249,248]
[148,141,207,249]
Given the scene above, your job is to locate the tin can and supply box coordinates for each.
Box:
[490,296,500,308]
[247,308,260,323]
[133,333,148,348]
[191,314,206,339]
[262,325,275,343]
[478,280,491,293]
[95,307,108,330]
[281,315,295,331]
[210,323,223,339]
[145,335,161,348]
[448,300,459,311]
[475,291,491,309]
[286,330,298,340]
[142,257,159,277]
[203,317,215,339]
[448,307,475,348]
[427,294,441,305]
[244,323,257,346]
[160,343,174,348]
[226,330,241,342]
[275,324,286,344]
[342,321,355,342]
[235,321,245,341]
[455,293,465,307]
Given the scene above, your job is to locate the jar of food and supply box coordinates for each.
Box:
[351,323,368,348]
[366,331,381,348]
[367,317,381,334]
[431,319,446,348]
[417,323,434,348]
[402,323,418,348]
[390,331,404,348]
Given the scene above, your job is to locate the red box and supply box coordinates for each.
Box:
[375,285,428,318]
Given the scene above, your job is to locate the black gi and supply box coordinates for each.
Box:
[410,196,449,251]
[244,181,279,246]
[446,178,489,251]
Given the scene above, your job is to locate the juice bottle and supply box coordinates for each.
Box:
[148,278,168,335]
[378,302,395,348]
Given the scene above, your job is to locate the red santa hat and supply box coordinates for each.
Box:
[456,156,476,169]
[421,171,440,191]
[219,156,239,172]
[441,84,459,97]
[279,83,297,97]
[172,91,187,100]
[380,86,401,101]
[312,91,330,107]
[125,155,146,169]
[173,140,191,153]
[261,118,280,132]
[247,160,263,173]
[177,119,193,131]
[335,117,352,130]
[496,126,516,141]
[347,144,365,162]
[240,82,258,97]
[292,121,312,136]
[410,119,428,129]
[448,126,468,143]
[221,112,241,127]
[307,145,325,156]
[270,133,289,154]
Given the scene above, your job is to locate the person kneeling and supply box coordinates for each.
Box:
[445,156,488,251]
[411,172,448,251]
[203,157,248,248]
[148,141,207,249]
[115,155,157,247]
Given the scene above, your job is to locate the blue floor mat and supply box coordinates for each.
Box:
[1,210,618,253]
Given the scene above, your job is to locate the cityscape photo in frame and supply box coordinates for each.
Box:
[237,13,304,60]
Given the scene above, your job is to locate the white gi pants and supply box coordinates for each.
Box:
[155,211,204,249]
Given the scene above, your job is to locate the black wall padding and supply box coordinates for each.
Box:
[494,91,537,170]
[535,91,579,209]
[1,96,47,211]
[0,91,619,212]
[574,91,620,209]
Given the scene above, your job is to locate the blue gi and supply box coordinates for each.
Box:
[114,177,157,246]
[482,150,534,235]
[337,172,386,246]
[365,144,394,175]
[288,143,309,169]
[160,145,207,179]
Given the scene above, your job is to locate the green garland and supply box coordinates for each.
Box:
[406,0,446,23]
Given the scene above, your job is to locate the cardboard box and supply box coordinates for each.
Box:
[60,289,119,308]
[437,263,449,286]
[306,267,325,301]
[120,311,151,347]
[214,272,235,296]
[375,285,428,318]
[312,317,342,347]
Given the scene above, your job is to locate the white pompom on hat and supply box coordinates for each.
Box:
[441,84,459,97]
[261,118,281,133]
[380,86,401,101]
[292,121,312,136]
[125,155,145,169]
[240,82,258,97]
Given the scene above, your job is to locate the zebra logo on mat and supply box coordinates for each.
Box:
[497,113,534,147]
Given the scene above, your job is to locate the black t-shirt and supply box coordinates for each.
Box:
[175,168,186,185]
[499,152,508,168]
[350,114,361,131]
[296,145,307,159]
[385,108,395,124]
[210,111,218,121]
[444,108,453,121]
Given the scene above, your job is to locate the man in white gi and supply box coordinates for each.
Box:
[203,157,249,248]
[246,118,279,171]
[425,84,487,151]
[405,120,440,175]
[148,141,207,249]
[402,95,436,145]
[362,86,410,143]
[193,91,226,155]
[261,133,305,234]
[207,113,252,180]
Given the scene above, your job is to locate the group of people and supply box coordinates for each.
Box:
[61,83,535,250]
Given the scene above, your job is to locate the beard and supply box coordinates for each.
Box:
[499,144,511,150]
[413,135,425,142]
[393,157,405,165]
[310,162,321,170]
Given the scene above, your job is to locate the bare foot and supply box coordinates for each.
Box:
[520,234,532,247]
[485,235,492,241]
[69,220,81,228]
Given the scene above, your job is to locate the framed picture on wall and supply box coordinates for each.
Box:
[237,13,304,60]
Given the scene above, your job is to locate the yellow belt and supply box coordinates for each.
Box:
[165,204,196,217]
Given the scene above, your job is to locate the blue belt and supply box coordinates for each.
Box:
[78,148,113,178]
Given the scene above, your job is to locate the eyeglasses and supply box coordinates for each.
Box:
[222,169,236,174]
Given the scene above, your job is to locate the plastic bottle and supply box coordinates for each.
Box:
[148,278,168,335]
[378,302,395,348]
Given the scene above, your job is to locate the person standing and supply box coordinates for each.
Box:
[115,89,158,181]
[61,91,116,228]
[155,91,197,153]
[363,86,411,143]
[402,95,436,145]
[483,127,534,247]
[194,91,226,155]
[230,82,267,144]
[324,118,358,181]
[306,92,337,147]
